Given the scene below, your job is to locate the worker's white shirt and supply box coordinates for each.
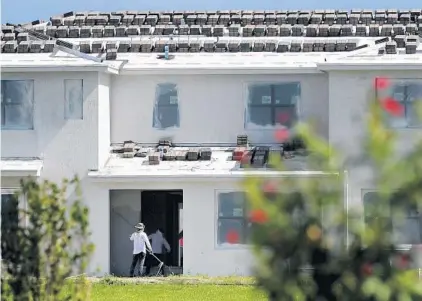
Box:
[130,231,152,255]
[148,231,171,254]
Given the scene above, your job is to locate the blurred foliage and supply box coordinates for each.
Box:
[244,81,422,301]
[1,177,94,301]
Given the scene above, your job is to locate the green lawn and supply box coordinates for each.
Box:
[89,283,267,301]
[80,276,268,301]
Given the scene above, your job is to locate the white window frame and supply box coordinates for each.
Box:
[152,83,180,130]
[375,78,422,129]
[64,79,84,120]
[1,79,35,130]
[362,189,422,246]
[244,81,301,130]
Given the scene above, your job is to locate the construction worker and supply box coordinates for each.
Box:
[145,228,171,276]
[129,223,152,277]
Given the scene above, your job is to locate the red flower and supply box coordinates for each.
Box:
[361,263,373,276]
[277,112,290,124]
[226,230,239,244]
[263,181,277,194]
[375,77,390,90]
[249,209,268,224]
[380,97,404,117]
[398,254,410,270]
[274,129,289,142]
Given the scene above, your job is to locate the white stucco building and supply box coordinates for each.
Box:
[2,10,422,276]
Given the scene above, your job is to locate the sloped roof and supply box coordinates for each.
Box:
[1,9,421,57]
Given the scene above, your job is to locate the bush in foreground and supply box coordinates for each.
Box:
[1,177,94,301]
[243,78,422,301]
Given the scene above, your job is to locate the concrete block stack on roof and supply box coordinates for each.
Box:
[1,9,422,55]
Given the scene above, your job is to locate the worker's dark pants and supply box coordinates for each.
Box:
[145,253,165,276]
[129,252,146,277]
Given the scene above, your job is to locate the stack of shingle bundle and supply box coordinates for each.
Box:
[187,148,200,161]
[91,41,103,53]
[292,25,304,36]
[279,25,292,36]
[318,24,329,37]
[203,40,215,52]
[385,40,398,54]
[215,39,228,52]
[228,40,240,52]
[394,35,406,48]
[79,41,91,53]
[329,25,341,36]
[148,153,160,165]
[17,41,30,53]
[302,40,314,52]
[254,25,267,37]
[264,40,277,52]
[355,25,367,37]
[380,24,393,36]
[175,150,188,161]
[229,24,240,36]
[276,42,290,52]
[242,25,254,37]
[369,24,380,36]
[240,40,252,52]
[140,40,152,52]
[335,40,347,51]
[290,41,302,52]
[313,40,325,52]
[306,24,318,37]
[393,24,405,35]
[117,40,130,52]
[324,40,336,52]
[213,25,224,37]
[190,25,201,35]
[189,40,201,52]
[252,40,265,52]
[341,24,353,36]
[130,41,141,52]
[266,25,279,37]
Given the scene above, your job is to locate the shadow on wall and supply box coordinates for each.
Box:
[110,190,142,277]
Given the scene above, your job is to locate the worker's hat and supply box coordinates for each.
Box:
[134,223,145,230]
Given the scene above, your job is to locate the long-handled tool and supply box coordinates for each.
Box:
[148,252,175,276]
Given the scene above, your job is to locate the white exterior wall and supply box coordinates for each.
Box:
[1,71,112,275]
[1,71,108,177]
[110,74,329,144]
[92,179,253,277]
[9,67,422,276]
[328,70,422,213]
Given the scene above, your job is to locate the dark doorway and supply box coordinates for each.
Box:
[141,190,183,268]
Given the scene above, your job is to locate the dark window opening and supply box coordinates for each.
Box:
[153,84,180,129]
[246,83,300,128]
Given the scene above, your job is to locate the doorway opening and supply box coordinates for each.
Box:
[141,190,183,271]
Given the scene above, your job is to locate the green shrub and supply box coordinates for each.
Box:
[244,79,422,301]
[1,177,94,301]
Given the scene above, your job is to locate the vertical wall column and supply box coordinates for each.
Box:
[82,182,110,276]
[97,72,111,169]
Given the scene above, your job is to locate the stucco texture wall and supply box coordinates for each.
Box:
[110,74,329,145]
[328,70,422,213]
[93,179,253,277]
